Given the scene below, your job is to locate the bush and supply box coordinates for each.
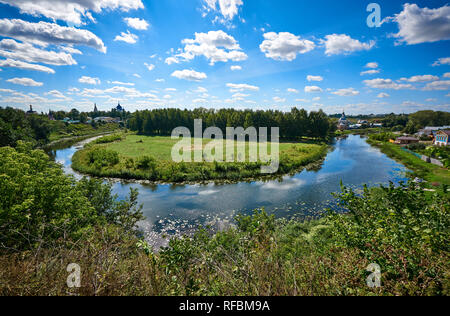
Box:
[136,155,156,170]
[87,147,120,169]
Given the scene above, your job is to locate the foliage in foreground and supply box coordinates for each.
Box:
[0,144,448,296]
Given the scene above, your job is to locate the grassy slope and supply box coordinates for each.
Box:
[72,134,328,183]
[368,139,450,186]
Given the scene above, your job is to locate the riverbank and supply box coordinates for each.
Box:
[71,134,330,184]
[367,138,450,186]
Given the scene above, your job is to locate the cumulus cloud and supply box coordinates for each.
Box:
[260,32,315,61]
[0,19,106,52]
[226,83,259,92]
[202,0,243,20]
[144,63,155,71]
[0,0,144,25]
[0,58,55,73]
[168,30,247,65]
[423,80,450,91]
[364,78,414,90]
[390,3,450,45]
[365,62,379,69]
[6,77,43,86]
[124,17,149,30]
[332,88,360,96]
[78,76,101,85]
[377,93,390,98]
[110,81,135,86]
[322,34,375,55]
[307,75,323,82]
[360,69,380,76]
[114,31,138,44]
[230,65,242,71]
[287,88,299,93]
[0,39,76,66]
[304,86,323,93]
[399,75,440,82]
[273,96,286,103]
[171,69,207,81]
[433,57,450,66]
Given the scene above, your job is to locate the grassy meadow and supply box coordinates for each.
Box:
[72,134,329,183]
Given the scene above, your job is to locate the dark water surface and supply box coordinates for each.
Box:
[54,135,410,248]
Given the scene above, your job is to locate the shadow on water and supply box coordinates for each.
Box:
[53,134,410,249]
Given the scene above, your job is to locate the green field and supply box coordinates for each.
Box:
[72,134,328,183]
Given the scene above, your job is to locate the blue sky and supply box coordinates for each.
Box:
[0,0,449,114]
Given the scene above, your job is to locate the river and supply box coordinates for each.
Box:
[52,134,410,248]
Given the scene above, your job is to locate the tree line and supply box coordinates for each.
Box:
[127,108,335,140]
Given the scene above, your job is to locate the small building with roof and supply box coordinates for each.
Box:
[434,130,450,147]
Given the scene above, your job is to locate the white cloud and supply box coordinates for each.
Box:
[287,88,299,93]
[304,86,323,93]
[226,83,259,92]
[0,58,55,73]
[165,57,180,65]
[377,93,390,98]
[193,87,208,93]
[6,77,43,86]
[399,75,440,82]
[110,81,134,86]
[144,63,155,71]
[169,30,247,65]
[322,34,375,55]
[78,76,101,85]
[230,65,242,71]
[0,39,76,66]
[45,89,71,100]
[0,19,106,52]
[332,88,360,96]
[390,3,450,45]
[307,75,323,82]
[133,73,141,78]
[433,57,450,66]
[273,96,286,103]
[114,31,138,44]
[364,78,413,90]
[426,98,437,102]
[260,32,315,61]
[360,69,380,76]
[202,0,243,20]
[365,62,379,69]
[423,80,450,91]
[444,73,450,78]
[124,17,149,30]
[0,0,144,25]
[171,69,207,81]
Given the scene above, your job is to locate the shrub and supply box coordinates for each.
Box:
[136,155,156,170]
[87,147,120,169]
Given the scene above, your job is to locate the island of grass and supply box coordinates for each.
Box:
[72,133,329,183]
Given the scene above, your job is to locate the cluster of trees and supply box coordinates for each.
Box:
[127,108,335,139]
[0,107,52,147]
[0,142,143,251]
[382,111,450,133]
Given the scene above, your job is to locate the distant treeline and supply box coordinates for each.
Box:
[382,111,450,133]
[127,108,335,139]
[0,107,121,148]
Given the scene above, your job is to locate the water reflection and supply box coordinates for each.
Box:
[54,135,410,248]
